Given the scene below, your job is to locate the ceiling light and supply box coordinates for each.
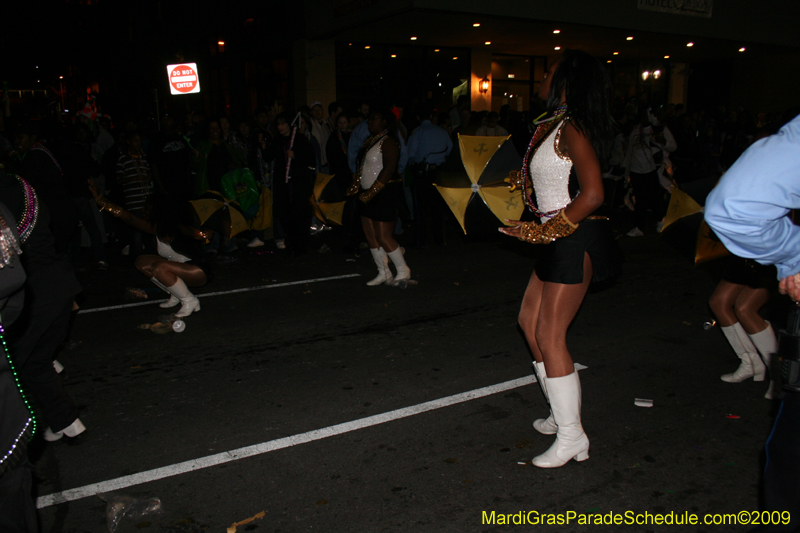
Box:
[508,74,515,79]
[554,46,561,51]
[613,52,619,55]
[348,43,353,46]
[642,71,650,80]
[410,36,417,41]
[484,41,491,45]
[472,23,480,27]
[391,54,397,58]
[653,70,661,79]
[553,29,560,34]
[739,47,746,52]
[218,41,225,45]
[626,36,634,41]
[452,56,458,60]
[364,45,371,49]
[434,49,440,52]
[664,55,670,59]
[607,60,612,63]
[686,42,694,47]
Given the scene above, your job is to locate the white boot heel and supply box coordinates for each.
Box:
[532,372,589,468]
[164,279,201,318]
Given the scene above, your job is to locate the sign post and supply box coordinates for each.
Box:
[166,63,201,95]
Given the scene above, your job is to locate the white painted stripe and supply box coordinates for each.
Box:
[77,274,361,314]
[171,75,197,83]
[36,363,587,508]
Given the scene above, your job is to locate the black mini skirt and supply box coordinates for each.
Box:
[534,218,623,284]
[357,181,406,222]
[720,256,776,289]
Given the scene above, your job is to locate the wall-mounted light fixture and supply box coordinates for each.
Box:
[479,77,490,93]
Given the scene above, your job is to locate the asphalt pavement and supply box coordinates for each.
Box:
[29,223,784,533]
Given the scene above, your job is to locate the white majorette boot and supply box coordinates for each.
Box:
[166,278,201,318]
[366,248,394,286]
[720,323,766,382]
[386,247,410,282]
[44,418,86,442]
[533,361,557,435]
[151,277,179,308]
[532,372,589,468]
[748,322,781,399]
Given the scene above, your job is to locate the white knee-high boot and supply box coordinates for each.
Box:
[532,372,589,468]
[151,277,179,308]
[386,248,410,281]
[533,361,557,435]
[720,323,766,382]
[748,322,781,399]
[367,248,394,286]
[166,278,201,318]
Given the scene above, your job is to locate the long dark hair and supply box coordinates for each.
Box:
[547,49,615,161]
[369,108,398,140]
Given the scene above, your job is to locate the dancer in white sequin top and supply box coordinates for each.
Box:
[499,50,620,469]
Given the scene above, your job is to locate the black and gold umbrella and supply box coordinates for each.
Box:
[662,184,729,264]
[190,190,249,238]
[310,173,346,226]
[435,134,525,233]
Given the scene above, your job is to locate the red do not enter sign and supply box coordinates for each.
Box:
[166,63,200,95]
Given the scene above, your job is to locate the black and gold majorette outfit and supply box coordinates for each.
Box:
[350,130,404,222]
[516,109,622,284]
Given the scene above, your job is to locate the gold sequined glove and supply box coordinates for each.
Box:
[518,209,578,244]
[359,180,385,203]
[346,177,361,197]
[505,170,525,191]
[95,196,123,217]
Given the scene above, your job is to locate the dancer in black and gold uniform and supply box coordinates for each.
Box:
[500,50,620,468]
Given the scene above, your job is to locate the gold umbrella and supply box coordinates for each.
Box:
[190,190,249,238]
[310,172,346,226]
[436,134,525,233]
[662,186,729,264]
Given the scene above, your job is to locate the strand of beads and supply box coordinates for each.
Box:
[0,322,37,454]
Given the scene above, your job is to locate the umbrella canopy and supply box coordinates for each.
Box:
[662,185,729,264]
[435,134,525,233]
[190,190,249,238]
[310,173,346,226]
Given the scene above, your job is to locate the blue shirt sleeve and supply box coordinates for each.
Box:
[348,121,369,173]
[704,114,800,280]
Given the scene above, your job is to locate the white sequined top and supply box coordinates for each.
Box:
[529,120,573,221]
[359,138,385,189]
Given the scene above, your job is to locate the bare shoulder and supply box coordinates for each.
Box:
[560,120,594,159]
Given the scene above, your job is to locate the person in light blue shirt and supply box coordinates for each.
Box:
[406,106,454,246]
[705,114,800,288]
[348,118,408,174]
[408,114,453,166]
[704,112,800,532]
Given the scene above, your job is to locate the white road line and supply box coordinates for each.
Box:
[36,363,587,509]
[77,274,362,314]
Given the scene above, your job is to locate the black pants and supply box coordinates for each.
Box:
[0,463,38,533]
[629,170,664,232]
[11,299,79,432]
[755,391,800,532]
[411,166,447,246]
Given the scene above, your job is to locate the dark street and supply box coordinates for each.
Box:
[31,228,780,532]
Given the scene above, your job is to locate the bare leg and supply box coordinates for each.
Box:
[734,286,770,334]
[709,280,745,327]
[151,261,207,288]
[519,271,546,363]
[374,220,399,252]
[361,217,379,249]
[536,253,593,378]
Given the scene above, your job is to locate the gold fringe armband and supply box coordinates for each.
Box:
[518,209,578,244]
[346,176,361,197]
[95,196,123,217]
[359,180,385,203]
